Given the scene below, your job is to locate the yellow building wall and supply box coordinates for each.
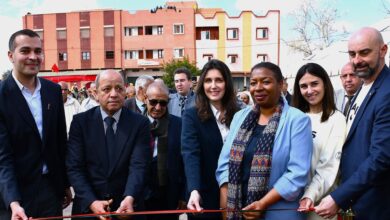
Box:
[217,13,226,62]
[242,12,252,72]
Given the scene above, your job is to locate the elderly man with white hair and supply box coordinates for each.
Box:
[124,75,154,114]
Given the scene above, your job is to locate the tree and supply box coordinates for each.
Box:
[382,0,390,14]
[286,0,344,57]
[162,57,200,88]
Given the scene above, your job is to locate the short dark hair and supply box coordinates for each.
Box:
[196,59,239,127]
[251,62,284,83]
[9,29,40,51]
[174,67,192,80]
[292,63,336,122]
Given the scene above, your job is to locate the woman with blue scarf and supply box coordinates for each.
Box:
[216,62,313,220]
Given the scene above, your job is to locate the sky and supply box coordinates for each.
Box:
[1,0,390,74]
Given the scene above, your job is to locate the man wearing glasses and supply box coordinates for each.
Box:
[144,82,185,220]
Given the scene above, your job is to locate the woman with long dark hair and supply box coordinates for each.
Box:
[293,63,346,220]
[182,59,240,219]
[217,62,313,220]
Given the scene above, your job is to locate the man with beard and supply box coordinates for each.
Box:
[144,82,185,220]
[315,27,390,220]
[335,62,362,115]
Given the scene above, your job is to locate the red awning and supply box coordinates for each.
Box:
[42,75,96,83]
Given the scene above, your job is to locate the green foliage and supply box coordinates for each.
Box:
[162,57,200,88]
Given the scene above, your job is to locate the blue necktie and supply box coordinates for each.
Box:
[104,117,116,167]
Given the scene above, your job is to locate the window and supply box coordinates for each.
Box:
[145,26,153,35]
[157,49,164,58]
[82,51,90,60]
[125,50,139,59]
[256,28,269,39]
[105,51,114,59]
[228,54,238,63]
[35,30,44,39]
[80,28,90,38]
[173,24,184,34]
[145,50,153,59]
[201,30,210,40]
[203,54,213,61]
[59,52,67,61]
[157,26,163,35]
[57,30,67,39]
[104,27,114,37]
[124,27,140,36]
[173,48,184,58]
[257,54,268,62]
[227,28,239,40]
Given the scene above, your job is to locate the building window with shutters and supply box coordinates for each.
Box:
[173,48,184,58]
[105,51,114,59]
[173,24,184,34]
[104,26,114,37]
[57,29,67,39]
[228,54,238,63]
[59,52,67,61]
[82,51,90,60]
[80,28,90,38]
[256,27,269,40]
[227,28,239,40]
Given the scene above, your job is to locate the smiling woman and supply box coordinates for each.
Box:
[181,59,240,220]
[216,62,313,220]
[292,63,346,220]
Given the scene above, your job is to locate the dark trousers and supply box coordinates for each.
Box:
[145,185,179,220]
[0,175,62,220]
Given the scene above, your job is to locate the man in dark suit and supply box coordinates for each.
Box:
[67,69,151,219]
[315,27,390,220]
[282,78,292,105]
[124,75,154,114]
[143,82,185,220]
[0,29,70,219]
[168,67,195,117]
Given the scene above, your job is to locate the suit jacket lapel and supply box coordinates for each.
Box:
[92,108,110,173]
[40,79,50,146]
[346,66,388,141]
[205,116,223,147]
[7,76,41,139]
[108,108,131,175]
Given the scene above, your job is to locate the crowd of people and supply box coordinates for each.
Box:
[0,27,389,220]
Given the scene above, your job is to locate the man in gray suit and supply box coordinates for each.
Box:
[335,62,362,115]
[168,68,194,117]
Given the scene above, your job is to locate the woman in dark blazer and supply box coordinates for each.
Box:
[181,59,240,219]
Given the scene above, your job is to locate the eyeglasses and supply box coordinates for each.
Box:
[148,99,168,107]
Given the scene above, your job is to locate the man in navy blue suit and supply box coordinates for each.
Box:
[0,29,70,219]
[143,82,185,220]
[67,70,151,219]
[315,27,390,219]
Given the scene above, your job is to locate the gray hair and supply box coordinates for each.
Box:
[146,81,169,97]
[135,75,154,94]
[95,69,124,89]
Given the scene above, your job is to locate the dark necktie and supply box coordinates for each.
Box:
[104,117,116,166]
[343,95,353,116]
[179,96,187,113]
[150,120,158,156]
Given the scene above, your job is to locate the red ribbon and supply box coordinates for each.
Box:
[32,208,316,220]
